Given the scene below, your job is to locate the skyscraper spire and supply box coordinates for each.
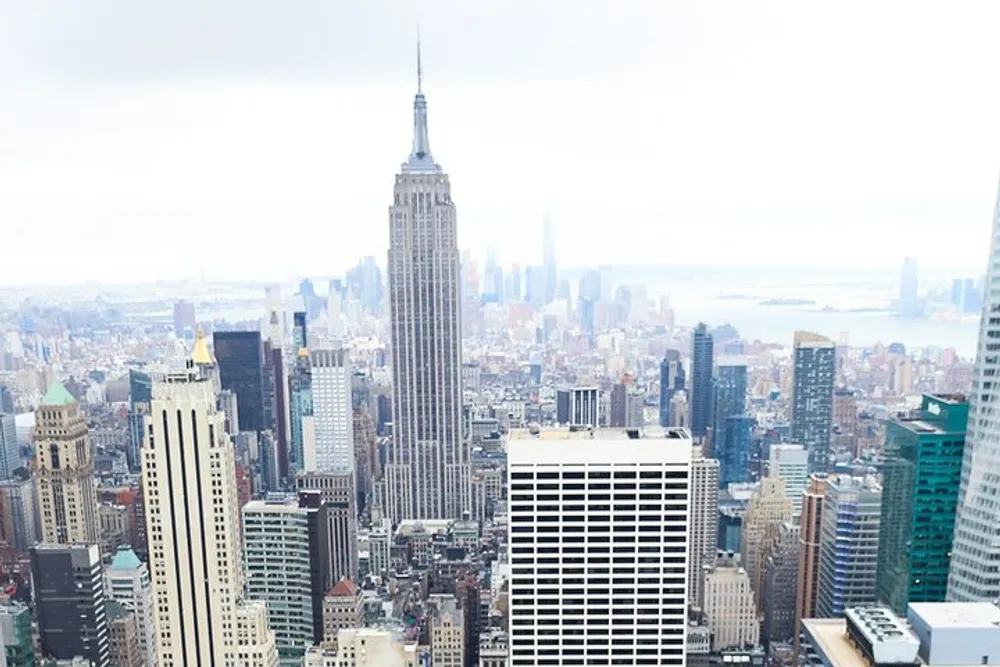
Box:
[402,35,439,173]
[417,30,423,93]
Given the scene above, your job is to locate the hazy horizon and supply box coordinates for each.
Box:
[3,2,999,285]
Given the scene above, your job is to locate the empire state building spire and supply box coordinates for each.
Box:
[402,38,440,174]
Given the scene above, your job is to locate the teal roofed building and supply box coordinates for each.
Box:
[41,380,76,406]
[105,546,154,666]
[876,393,968,615]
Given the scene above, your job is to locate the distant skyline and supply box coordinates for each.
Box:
[2,2,999,284]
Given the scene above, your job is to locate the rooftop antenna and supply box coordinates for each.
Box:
[416,26,423,93]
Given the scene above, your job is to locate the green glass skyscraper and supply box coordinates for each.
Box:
[876,393,968,615]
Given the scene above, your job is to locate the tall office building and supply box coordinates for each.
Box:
[244,492,330,666]
[384,44,468,522]
[31,543,110,667]
[768,444,810,516]
[296,472,359,584]
[0,476,38,551]
[713,355,747,452]
[741,476,794,611]
[949,186,1000,602]
[689,447,720,608]
[555,387,600,427]
[507,427,691,666]
[878,394,967,614]
[142,363,277,667]
[34,381,99,544]
[794,474,827,653]
[128,369,153,473]
[690,323,714,438]
[790,331,836,472]
[289,350,315,474]
[172,300,196,335]
[213,330,266,433]
[815,475,882,618]
[0,414,19,479]
[761,522,801,648]
[105,545,155,667]
[265,340,290,480]
[899,257,920,317]
[719,415,753,488]
[659,350,685,427]
[0,603,35,667]
[310,349,355,474]
[703,564,759,651]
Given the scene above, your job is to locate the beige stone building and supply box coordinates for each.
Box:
[304,628,418,667]
[143,363,277,667]
[703,564,760,651]
[323,578,363,644]
[741,476,793,611]
[795,473,828,655]
[107,601,143,667]
[100,503,130,555]
[430,597,464,667]
[34,381,99,544]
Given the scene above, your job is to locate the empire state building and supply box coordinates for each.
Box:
[384,44,469,521]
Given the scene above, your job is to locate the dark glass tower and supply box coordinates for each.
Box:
[32,543,110,667]
[690,323,714,437]
[712,357,748,455]
[659,350,685,427]
[877,393,967,614]
[213,330,266,433]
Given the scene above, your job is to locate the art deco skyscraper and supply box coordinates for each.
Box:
[384,43,468,521]
[142,361,277,667]
[949,182,1000,601]
[34,381,99,544]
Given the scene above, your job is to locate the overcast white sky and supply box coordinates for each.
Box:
[1,1,999,285]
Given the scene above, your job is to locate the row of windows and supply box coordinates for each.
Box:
[511,470,687,480]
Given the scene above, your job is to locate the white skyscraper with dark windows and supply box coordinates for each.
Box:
[507,427,691,666]
[948,182,1000,601]
[309,348,354,474]
[384,43,468,521]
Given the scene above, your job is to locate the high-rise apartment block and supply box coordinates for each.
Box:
[289,349,315,474]
[768,444,810,516]
[688,447,720,608]
[309,349,355,474]
[34,381,99,544]
[690,323,714,438]
[31,543,110,667]
[142,364,277,667]
[791,331,836,472]
[878,394,967,614]
[507,427,691,666]
[384,47,468,522]
[107,601,144,667]
[816,475,882,618]
[244,492,330,666]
